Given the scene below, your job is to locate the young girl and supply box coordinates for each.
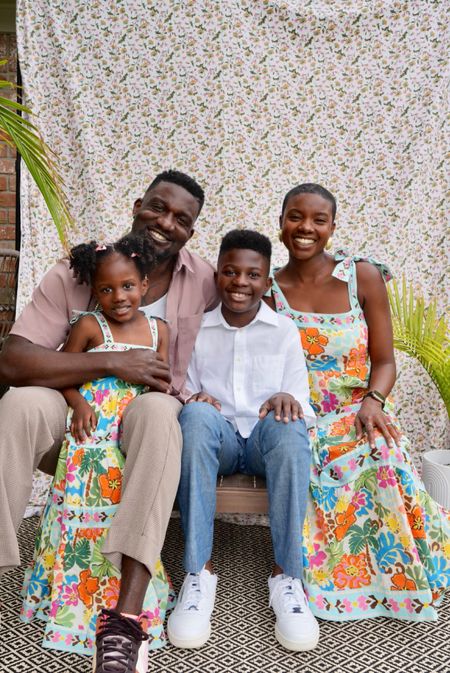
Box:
[270,183,449,622]
[21,234,172,656]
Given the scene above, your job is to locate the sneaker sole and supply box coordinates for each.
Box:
[275,624,320,652]
[167,623,211,649]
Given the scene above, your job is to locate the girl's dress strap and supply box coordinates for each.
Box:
[145,315,160,351]
[91,312,115,347]
[69,310,115,346]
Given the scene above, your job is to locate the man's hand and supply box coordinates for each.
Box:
[259,393,304,423]
[70,399,97,444]
[0,336,173,390]
[110,349,171,392]
[186,391,222,411]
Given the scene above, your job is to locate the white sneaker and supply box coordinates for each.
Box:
[167,568,218,648]
[268,574,320,651]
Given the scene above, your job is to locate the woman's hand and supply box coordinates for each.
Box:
[259,393,304,423]
[70,399,98,444]
[186,392,222,411]
[355,397,401,449]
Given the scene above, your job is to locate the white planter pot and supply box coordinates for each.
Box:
[421,450,450,509]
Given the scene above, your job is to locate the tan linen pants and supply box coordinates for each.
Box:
[0,387,182,576]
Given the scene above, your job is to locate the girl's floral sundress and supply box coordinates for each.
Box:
[272,253,450,621]
[21,312,171,654]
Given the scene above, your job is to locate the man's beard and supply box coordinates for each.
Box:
[154,246,173,263]
[142,234,173,264]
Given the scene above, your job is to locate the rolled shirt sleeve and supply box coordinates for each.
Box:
[10,260,92,349]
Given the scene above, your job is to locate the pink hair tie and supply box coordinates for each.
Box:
[95,244,108,252]
[130,252,140,258]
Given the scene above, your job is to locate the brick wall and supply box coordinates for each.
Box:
[0,33,18,343]
[0,33,17,251]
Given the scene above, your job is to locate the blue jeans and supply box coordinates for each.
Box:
[178,402,311,579]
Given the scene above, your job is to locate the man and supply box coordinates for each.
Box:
[0,170,217,672]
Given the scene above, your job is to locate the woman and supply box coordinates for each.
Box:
[267,183,449,621]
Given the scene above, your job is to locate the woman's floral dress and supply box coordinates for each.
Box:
[271,254,450,621]
[21,312,171,654]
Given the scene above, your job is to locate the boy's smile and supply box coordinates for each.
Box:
[216,248,272,328]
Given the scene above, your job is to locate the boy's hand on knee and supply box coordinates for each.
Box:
[259,394,304,423]
[186,392,222,411]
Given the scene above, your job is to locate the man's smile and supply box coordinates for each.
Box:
[148,228,172,243]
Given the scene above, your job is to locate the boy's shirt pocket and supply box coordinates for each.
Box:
[251,354,284,398]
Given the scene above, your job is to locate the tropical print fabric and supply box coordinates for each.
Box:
[21,313,171,654]
[271,255,450,621]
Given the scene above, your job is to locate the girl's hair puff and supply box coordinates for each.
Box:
[69,234,157,285]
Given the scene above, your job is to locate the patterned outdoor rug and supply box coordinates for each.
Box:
[1,517,449,673]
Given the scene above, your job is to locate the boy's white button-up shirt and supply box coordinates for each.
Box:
[185,301,315,438]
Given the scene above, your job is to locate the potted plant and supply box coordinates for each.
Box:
[388,277,450,508]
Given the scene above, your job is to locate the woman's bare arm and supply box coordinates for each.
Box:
[355,262,401,447]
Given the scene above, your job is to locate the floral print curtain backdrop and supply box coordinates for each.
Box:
[16,0,448,458]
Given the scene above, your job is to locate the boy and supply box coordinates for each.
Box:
[167,229,319,652]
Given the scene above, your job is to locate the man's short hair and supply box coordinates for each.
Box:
[146,169,205,214]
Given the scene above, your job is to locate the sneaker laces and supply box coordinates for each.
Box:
[95,609,148,673]
[179,573,208,612]
[270,577,306,615]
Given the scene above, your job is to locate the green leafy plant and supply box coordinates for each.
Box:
[388,277,450,416]
[0,60,73,247]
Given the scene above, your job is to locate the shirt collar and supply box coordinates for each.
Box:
[203,300,279,329]
[173,247,195,274]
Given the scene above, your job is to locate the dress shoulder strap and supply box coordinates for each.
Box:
[332,251,393,311]
[145,315,161,351]
[331,256,361,311]
[347,259,361,311]
[69,310,114,346]
[90,312,115,346]
[267,269,290,313]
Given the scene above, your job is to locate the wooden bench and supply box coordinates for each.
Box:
[216,473,268,514]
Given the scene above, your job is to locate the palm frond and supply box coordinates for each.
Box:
[387,277,450,416]
[0,60,73,247]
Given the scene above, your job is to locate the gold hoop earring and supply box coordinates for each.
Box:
[278,230,283,242]
[325,238,332,251]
